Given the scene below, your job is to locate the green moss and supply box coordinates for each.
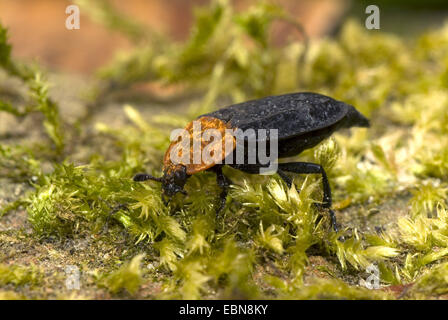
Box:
[97,254,145,295]
[410,262,448,297]
[269,277,393,300]
[0,291,24,300]
[0,144,42,182]
[27,74,65,154]
[410,184,447,217]
[0,24,65,156]
[0,264,41,287]
[75,0,150,43]
[0,22,12,69]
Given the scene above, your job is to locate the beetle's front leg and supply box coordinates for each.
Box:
[210,166,232,215]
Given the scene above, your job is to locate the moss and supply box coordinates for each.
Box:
[272,277,393,300]
[0,264,41,287]
[0,291,24,300]
[74,0,150,43]
[27,74,65,154]
[0,22,12,69]
[410,184,447,217]
[410,262,448,297]
[97,254,145,295]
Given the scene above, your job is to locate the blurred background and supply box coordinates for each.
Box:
[1,0,448,74]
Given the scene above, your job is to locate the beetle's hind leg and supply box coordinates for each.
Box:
[277,162,339,232]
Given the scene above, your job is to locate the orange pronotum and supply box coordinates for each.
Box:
[163,116,236,175]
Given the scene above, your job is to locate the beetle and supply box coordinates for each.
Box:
[134,92,370,231]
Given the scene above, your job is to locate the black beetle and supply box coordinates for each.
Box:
[134,92,370,231]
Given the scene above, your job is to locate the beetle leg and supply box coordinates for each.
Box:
[329,209,338,233]
[162,194,170,207]
[277,162,339,232]
[277,169,292,189]
[102,202,128,234]
[207,166,234,214]
[216,172,232,215]
[212,166,232,215]
[277,169,302,195]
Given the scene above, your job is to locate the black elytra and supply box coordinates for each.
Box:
[134,92,370,232]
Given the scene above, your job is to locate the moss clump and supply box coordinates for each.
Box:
[410,262,448,298]
[0,291,24,300]
[272,277,393,300]
[97,254,145,295]
[0,264,41,287]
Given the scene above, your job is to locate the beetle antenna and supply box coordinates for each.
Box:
[133,173,163,183]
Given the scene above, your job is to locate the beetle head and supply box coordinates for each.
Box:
[133,165,189,203]
[161,165,188,197]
